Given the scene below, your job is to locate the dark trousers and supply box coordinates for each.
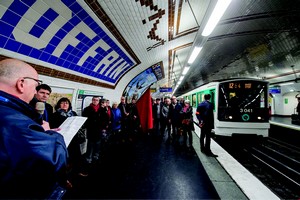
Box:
[153,118,161,136]
[172,123,180,144]
[183,125,193,147]
[160,119,171,138]
[200,126,212,152]
[85,137,101,163]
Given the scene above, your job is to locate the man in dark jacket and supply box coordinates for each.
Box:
[82,96,101,164]
[29,83,53,122]
[169,96,182,144]
[196,94,218,157]
[118,96,130,133]
[160,97,171,141]
[152,98,162,137]
[0,58,68,199]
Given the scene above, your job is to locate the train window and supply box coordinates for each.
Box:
[197,93,201,104]
[201,93,205,102]
[218,80,268,122]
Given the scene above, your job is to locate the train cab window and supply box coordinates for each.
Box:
[218,80,268,122]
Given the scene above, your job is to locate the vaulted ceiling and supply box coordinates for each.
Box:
[1,0,300,97]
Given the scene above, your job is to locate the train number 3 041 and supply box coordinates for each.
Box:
[240,108,253,113]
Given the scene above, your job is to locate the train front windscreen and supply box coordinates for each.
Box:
[218,80,269,122]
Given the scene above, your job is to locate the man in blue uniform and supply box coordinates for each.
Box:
[196,94,218,157]
[0,58,68,198]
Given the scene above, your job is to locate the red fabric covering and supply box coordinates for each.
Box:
[136,88,153,133]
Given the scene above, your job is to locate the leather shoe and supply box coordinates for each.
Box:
[206,152,218,157]
[201,148,206,153]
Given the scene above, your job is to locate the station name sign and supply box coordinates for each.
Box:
[269,87,281,94]
[0,1,135,85]
[159,87,172,92]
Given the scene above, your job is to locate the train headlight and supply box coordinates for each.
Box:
[229,116,233,119]
[257,116,261,120]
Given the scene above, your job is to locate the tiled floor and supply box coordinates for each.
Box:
[64,135,220,199]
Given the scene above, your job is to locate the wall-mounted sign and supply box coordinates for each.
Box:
[0,1,135,85]
[123,67,158,101]
[269,87,281,94]
[159,87,172,92]
[150,88,157,93]
[151,62,163,80]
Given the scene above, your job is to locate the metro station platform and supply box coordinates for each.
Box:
[64,134,219,199]
[269,115,300,131]
[64,124,280,199]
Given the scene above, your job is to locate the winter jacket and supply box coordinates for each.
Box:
[111,107,122,131]
[196,100,214,129]
[29,97,53,122]
[82,105,102,140]
[0,90,68,198]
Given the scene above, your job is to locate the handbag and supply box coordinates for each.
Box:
[76,128,86,144]
[182,119,190,125]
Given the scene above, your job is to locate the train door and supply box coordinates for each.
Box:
[197,92,201,106]
[192,93,197,108]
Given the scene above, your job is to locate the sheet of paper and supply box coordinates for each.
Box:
[57,116,87,146]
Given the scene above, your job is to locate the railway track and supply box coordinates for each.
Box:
[215,136,300,199]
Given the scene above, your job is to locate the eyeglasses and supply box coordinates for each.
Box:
[23,77,43,86]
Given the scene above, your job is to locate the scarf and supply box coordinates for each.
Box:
[183,106,189,112]
[90,103,100,112]
[57,108,74,117]
[107,107,111,118]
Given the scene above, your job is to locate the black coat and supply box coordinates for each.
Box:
[196,100,214,129]
[49,110,77,129]
[29,98,53,122]
[82,105,102,140]
[169,103,182,125]
[180,106,195,130]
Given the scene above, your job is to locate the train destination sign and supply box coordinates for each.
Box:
[228,82,252,89]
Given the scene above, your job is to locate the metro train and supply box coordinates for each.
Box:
[182,78,270,137]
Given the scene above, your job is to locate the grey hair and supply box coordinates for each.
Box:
[184,99,190,104]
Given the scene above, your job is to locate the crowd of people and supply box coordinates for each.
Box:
[0,58,143,199]
[151,95,217,157]
[0,58,217,199]
[152,96,194,150]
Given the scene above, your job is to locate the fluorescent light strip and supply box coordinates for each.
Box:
[188,47,202,64]
[182,67,190,75]
[202,0,232,36]
[179,76,184,81]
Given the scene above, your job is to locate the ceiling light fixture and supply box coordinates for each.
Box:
[188,47,202,64]
[202,0,232,37]
[182,67,190,75]
[179,75,184,81]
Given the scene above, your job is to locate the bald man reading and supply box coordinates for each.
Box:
[0,58,68,198]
